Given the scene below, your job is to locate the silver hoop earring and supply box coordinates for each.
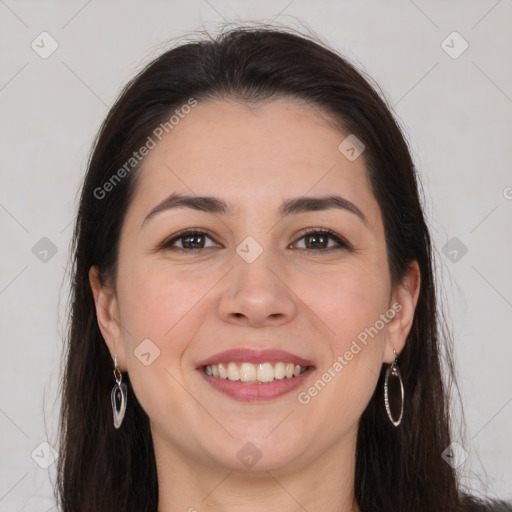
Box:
[111,354,127,429]
[384,350,404,427]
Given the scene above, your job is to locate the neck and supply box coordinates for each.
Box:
[154,426,360,512]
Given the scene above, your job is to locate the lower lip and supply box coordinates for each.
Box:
[198,368,315,402]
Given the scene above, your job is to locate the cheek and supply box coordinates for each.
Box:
[117,262,217,344]
[300,259,391,348]
[293,258,390,406]
[115,263,215,431]
[115,262,219,412]
[293,272,388,429]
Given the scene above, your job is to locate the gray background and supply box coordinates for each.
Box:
[0,1,511,510]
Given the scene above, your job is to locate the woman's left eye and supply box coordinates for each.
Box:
[159,229,350,253]
[291,230,350,251]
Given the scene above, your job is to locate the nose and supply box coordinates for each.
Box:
[217,252,298,328]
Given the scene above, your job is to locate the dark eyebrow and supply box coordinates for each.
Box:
[140,192,367,230]
[278,195,368,225]
[140,193,233,230]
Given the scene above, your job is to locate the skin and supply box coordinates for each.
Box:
[90,99,420,512]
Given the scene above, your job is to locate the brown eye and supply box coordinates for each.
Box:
[161,230,220,251]
[292,229,350,251]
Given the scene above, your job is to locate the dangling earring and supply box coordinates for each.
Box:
[384,349,404,427]
[111,354,127,429]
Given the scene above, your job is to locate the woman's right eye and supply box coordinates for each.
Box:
[161,230,221,251]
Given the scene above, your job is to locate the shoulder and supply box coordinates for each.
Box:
[460,495,512,512]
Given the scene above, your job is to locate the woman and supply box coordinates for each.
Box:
[56,25,511,511]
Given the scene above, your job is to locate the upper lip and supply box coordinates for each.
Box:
[196,348,315,368]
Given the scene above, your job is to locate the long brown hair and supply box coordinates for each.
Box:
[57,25,511,512]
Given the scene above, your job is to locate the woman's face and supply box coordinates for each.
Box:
[91,99,418,474]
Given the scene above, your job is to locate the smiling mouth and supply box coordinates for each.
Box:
[203,362,310,383]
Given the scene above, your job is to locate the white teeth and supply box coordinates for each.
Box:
[218,362,228,379]
[227,362,240,381]
[257,362,274,382]
[240,362,256,382]
[274,362,285,380]
[204,361,308,383]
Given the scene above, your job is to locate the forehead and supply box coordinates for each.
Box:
[151,98,348,173]
[125,99,379,224]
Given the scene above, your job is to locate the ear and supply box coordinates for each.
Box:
[383,260,421,364]
[89,266,127,371]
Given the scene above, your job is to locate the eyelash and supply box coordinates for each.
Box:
[158,228,351,253]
